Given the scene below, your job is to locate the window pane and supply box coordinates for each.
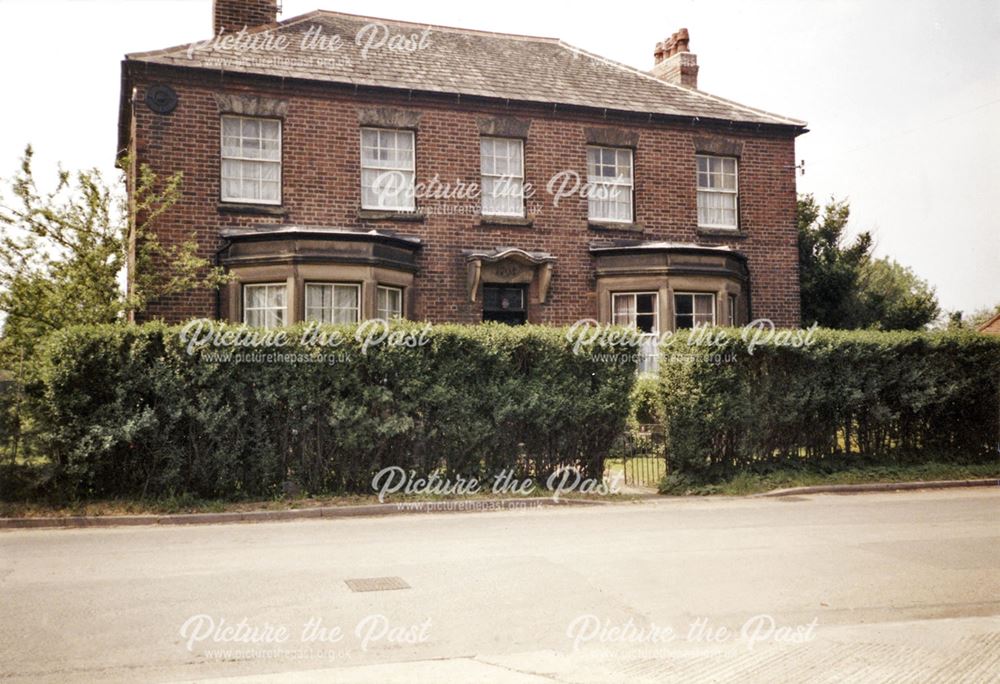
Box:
[378,287,402,319]
[246,286,264,308]
[481,138,524,216]
[361,130,415,210]
[334,285,357,310]
[636,293,656,315]
[695,294,715,317]
[305,284,331,323]
[612,294,635,326]
[245,284,286,329]
[674,294,693,316]
[221,116,281,203]
[588,147,632,222]
[614,293,657,332]
[636,314,656,334]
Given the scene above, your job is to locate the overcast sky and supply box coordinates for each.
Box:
[1,0,997,314]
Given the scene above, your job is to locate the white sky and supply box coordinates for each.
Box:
[1,0,997,313]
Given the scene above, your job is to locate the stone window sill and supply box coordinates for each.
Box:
[218,202,288,217]
[588,221,644,233]
[357,209,426,222]
[697,227,748,238]
[480,215,533,228]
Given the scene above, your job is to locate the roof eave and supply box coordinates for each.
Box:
[122,58,808,134]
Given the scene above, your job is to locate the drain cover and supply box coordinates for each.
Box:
[344,576,411,592]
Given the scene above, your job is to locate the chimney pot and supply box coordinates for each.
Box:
[650,28,698,88]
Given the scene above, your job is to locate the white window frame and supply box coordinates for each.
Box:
[360,128,416,211]
[221,115,282,205]
[243,283,287,329]
[611,292,659,334]
[612,291,659,375]
[480,137,525,218]
[728,294,738,326]
[376,285,404,320]
[674,292,717,330]
[696,154,739,230]
[304,283,361,324]
[587,146,634,224]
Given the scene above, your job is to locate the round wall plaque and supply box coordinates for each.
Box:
[145,85,178,114]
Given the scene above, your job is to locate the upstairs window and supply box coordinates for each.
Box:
[377,286,404,320]
[587,146,633,223]
[221,116,281,204]
[305,283,360,324]
[243,283,286,329]
[674,292,716,329]
[696,155,738,229]
[361,128,415,211]
[480,137,525,217]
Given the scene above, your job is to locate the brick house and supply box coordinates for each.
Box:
[118,0,807,334]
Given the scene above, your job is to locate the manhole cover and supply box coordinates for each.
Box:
[344,576,411,592]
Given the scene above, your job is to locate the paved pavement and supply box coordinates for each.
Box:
[1,489,998,682]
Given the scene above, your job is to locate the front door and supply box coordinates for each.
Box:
[482,285,527,325]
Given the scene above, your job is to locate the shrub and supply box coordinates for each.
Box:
[26,320,636,500]
[658,328,1000,483]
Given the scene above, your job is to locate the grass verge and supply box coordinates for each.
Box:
[660,462,1000,496]
[0,488,642,519]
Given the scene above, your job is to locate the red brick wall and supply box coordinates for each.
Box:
[126,66,801,327]
[212,0,277,34]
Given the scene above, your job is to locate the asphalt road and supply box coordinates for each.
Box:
[1,489,998,683]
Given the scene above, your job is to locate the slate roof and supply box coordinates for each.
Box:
[124,10,806,129]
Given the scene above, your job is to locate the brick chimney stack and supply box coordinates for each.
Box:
[651,28,699,89]
[213,0,279,34]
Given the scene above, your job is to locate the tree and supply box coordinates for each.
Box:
[797,194,872,328]
[855,257,939,330]
[797,194,938,331]
[0,146,227,361]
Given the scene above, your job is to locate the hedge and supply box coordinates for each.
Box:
[658,328,1000,483]
[25,321,636,500]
